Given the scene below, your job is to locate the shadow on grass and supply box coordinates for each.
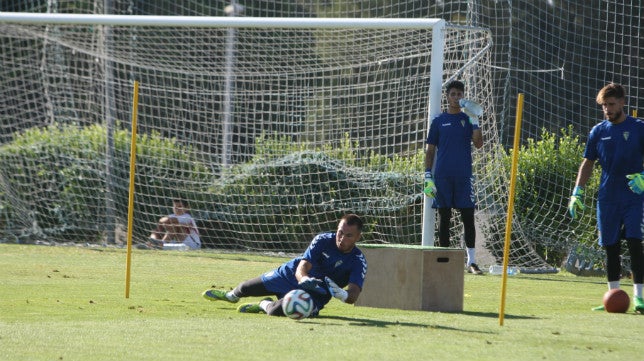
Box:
[315,314,428,328]
[506,272,610,286]
[313,315,498,334]
[517,275,607,285]
[459,311,539,320]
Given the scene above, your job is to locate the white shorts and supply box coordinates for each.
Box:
[163,235,200,250]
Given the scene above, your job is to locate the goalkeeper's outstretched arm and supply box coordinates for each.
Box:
[294,259,313,282]
[294,259,329,295]
[344,283,362,304]
[325,276,362,304]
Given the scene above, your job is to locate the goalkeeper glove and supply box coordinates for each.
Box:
[567,186,585,219]
[423,169,436,198]
[324,276,348,303]
[626,172,644,195]
[298,276,328,296]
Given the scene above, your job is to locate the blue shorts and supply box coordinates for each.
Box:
[261,267,331,313]
[596,199,644,246]
[433,176,476,209]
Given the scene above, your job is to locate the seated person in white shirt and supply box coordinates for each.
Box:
[149,198,201,250]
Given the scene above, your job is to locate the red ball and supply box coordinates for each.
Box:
[602,289,630,313]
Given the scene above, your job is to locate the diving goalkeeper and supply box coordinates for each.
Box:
[201,213,367,317]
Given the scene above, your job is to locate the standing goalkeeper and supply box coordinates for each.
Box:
[568,83,644,313]
[424,80,484,274]
[201,213,367,317]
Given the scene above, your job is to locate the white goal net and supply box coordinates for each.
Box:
[0,12,499,257]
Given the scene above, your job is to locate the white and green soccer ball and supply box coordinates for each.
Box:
[282,289,314,320]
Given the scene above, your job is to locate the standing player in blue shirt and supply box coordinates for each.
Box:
[424,80,484,274]
[568,83,644,313]
[202,214,367,317]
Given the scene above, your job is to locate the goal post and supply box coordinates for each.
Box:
[0,13,493,255]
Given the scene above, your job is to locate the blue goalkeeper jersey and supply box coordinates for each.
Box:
[426,111,476,178]
[584,115,644,203]
[274,232,367,289]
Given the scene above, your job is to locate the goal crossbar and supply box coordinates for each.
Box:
[0,13,445,29]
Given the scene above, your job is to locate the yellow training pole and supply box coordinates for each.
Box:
[125,80,140,298]
[633,109,638,117]
[499,93,524,326]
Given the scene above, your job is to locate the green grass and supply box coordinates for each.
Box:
[0,244,641,361]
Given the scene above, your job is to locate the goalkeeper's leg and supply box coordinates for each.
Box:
[627,238,644,312]
[605,243,622,283]
[591,239,621,311]
[233,277,272,297]
[262,298,286,316]
[263,297,321,317]
[203,276,271,303]
[460,207,483,274]
[460,208,476,249]
[628,238,644,284]
[437,208,452,247]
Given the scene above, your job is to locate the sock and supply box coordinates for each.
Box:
[259,300,271,312]
[608,281,620,290]
[466,247,475,266]
[635,284,643,298]
[226,291,240,302]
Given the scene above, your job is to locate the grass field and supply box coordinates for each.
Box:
[0,244,641,361]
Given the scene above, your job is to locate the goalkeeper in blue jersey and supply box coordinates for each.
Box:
[424,80,484,274]
[568,83,644,313]
[201,214,367,317]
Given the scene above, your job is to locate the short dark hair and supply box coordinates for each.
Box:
[341,213,364,231]
[446,80,465,93]
[173,198,188,207]
[596,83,625,104]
